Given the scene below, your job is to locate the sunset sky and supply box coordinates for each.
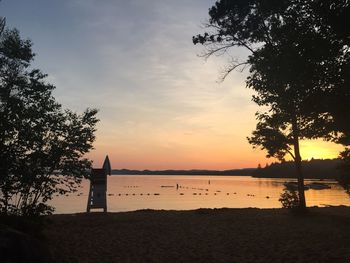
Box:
[2,0,343,169]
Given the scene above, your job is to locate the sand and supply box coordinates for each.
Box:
[45,207,350,263]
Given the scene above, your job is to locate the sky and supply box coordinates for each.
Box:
[1,0,343,169]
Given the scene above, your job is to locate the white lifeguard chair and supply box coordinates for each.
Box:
[86,155,111,212]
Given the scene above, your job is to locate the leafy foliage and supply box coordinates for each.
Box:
[338,149,350,194]
[279,189,299,209]
[0,28,99,216]
[247,114,293,161]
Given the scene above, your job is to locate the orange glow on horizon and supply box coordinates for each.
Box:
[87,138,343,171]
[87,147,269,170]
[87,138,270,170]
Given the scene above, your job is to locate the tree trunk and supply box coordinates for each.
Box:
[292,118,306,209]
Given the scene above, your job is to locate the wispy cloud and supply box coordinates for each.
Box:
[2,0,278,168]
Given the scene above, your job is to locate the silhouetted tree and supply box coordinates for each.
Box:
[193,0,349,208]
[300,1,350,189]
[0,17,4,35]
[0,28,99,216]
[338,149,350,194]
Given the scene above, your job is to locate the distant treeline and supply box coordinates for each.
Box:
[111,168,256,176]
[112,159,343,179]
[253,159,342,179]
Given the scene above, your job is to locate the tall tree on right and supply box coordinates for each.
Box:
[193,0,350,208]
[310,1,350,189]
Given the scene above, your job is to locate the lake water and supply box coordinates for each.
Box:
[50,175,350,214]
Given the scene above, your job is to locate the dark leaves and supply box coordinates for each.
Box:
[0,28,99,216]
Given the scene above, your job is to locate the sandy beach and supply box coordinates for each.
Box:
[44,207,350,263]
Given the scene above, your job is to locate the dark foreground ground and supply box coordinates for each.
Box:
[45,207,350,263]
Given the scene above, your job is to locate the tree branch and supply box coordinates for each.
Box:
[219,61,250,82]
[286,148,296,160]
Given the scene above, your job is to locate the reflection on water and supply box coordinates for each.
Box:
[49,175,350,214]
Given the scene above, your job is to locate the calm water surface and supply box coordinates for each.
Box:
[50,175,350,214]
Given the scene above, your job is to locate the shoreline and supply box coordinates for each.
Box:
[51,204,350,216]
[45,207,350,262]
[109,174,338,180]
